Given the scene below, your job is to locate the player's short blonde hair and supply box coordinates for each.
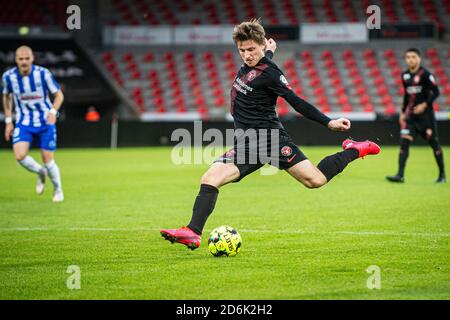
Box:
[232,18,265,45]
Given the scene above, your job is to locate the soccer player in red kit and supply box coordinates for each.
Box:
[161,19,380,249]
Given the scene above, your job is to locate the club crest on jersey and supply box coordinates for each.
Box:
[414,75,421,83]
[247,70,256,81]
[281,146,292,156]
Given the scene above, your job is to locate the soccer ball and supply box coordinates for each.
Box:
[208,225,242,257]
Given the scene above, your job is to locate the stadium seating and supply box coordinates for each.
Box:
[0,0,67,26]
[100,0,449,31]
[100,45,450,115]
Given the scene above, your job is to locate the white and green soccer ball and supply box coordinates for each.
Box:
[208,225,242,257]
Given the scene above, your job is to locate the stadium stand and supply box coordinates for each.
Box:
[99,0,449,32]
[0,0,67,27]
[99,45,450,116]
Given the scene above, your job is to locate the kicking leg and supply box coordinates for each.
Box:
[288,140,379,187]
[286,159,328,188]
[41,149,64,202]
[287,148,359,187]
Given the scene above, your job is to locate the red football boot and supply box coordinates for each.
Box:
[160,226,201,250]
[342,139,381,158]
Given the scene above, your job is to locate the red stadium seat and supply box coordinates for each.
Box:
[344,59,357,69]
[214,96,226,107]
[381,95,393,105]
[102,52,113,62]
[163,52,174,62]
[363,103,375,113]
[323,59,335,69]
[443,84,450,96]
[387,58,399,69]
[147,69,158,80]
[303,59,315,69]
[352,77,364,87]
[383,49,395,59]
[355,85,367,97]
[384,104,396,115]
[369,68,381,78]
[425,48,438,58]
[299,50,312,60]
[359,95,371,105]
[334,86,346,96]
[130,70,141,80]
[341,50,354,60]
[373,76,385,87]
[313,87,325,96]
[338,95,349,105]
[176,104,187,113]
[320,50,333,60]
[330,77,342,87]
[122,52,134,63]
[347,67,360,78]
[362,49,375,59]
[377,86,389,96]
[365,59,378,69]
[309,77,321,88]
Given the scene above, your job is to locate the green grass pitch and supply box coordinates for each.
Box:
[0,146,449,299]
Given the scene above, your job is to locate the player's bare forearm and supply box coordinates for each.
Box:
[413,102,427,115]
[46,90,63,125]
[2,94,12,117]
[3,94,14,141]
[52,90,64,111]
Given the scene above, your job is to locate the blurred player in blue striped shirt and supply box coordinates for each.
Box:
[2,46,64,202]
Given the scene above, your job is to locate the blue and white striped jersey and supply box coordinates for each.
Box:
[2,64,60,127]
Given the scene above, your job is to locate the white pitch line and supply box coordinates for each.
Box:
[0,227,448,237]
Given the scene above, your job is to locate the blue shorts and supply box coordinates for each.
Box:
[12,124,57,151]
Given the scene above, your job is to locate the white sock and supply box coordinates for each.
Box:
[45,160,62,192]
[18,156,43,174]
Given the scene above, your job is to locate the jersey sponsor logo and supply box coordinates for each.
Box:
[406,86,422,94]
[233,77,254,95]
[403,73,411,80]
[21,94,44,101]
[281,146,292,156]
[247,70,256,81]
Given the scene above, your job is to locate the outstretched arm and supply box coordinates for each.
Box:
[283,91,350,131]
[267,68,350,131]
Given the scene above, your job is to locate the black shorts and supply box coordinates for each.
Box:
[402,114,438,140]
[214,129,307,182]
